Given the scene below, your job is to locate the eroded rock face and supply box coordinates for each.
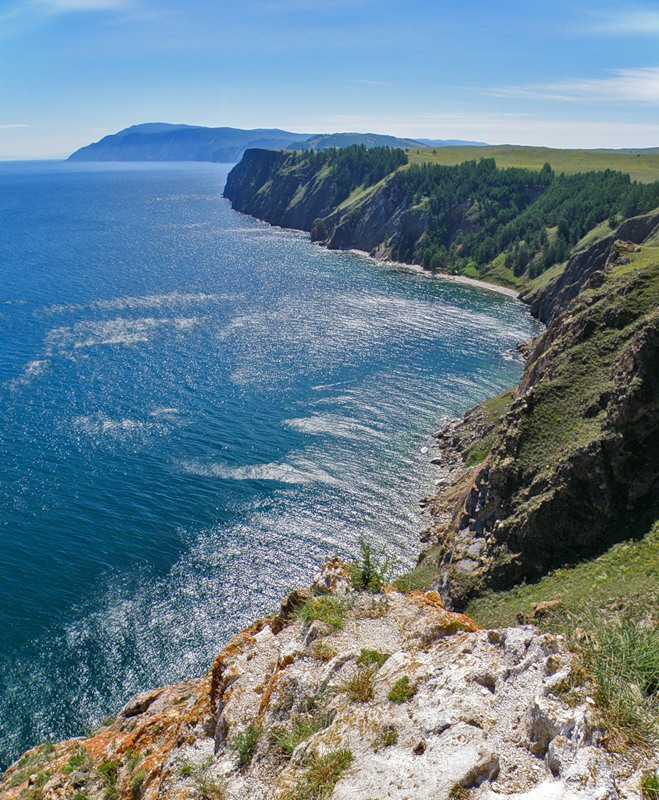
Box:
[1,570,647,800]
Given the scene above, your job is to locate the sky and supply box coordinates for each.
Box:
[1,0,658,158]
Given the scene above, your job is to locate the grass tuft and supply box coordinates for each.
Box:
[356,648,389,667]
[297,596,345,630]
[285,749,352,800]
[340,665,377,703]
[579,617,659,747]
[229,724,261,768]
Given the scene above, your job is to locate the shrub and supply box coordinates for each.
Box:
[229,725,261,768]
[285,749,353,800]
[388,675,417,703]
[348,537,392,593]
[297,596,345,630]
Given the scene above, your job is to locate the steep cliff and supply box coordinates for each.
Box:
[416,209,659,607]
[1,563,649,800]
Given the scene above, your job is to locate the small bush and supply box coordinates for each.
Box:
[286,749,352,800]
[357,648,389,667]
[229,724,261,768]
[340,666,377,702]
[348,537,392,593]
[297,596,345,630]
[641,771,659,799]
[126,750,141,772]
[388,675,417,703]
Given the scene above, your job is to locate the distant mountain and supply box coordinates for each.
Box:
[68,124,313,163]
[417,138,488,147]
[67,124,489,163]
[292,132,424,150]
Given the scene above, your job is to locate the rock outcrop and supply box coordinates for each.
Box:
[1,563,649,800]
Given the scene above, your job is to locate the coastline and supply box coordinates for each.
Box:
[347,249,521,299]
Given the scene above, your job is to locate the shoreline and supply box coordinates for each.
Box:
[347,249,521,299]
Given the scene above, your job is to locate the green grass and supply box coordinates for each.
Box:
[467,523,659,628]
[372,725,398,750]
[229,725,261,768]
[642,771,659,799]
[6,744,56,788]
[297,595,345,629]
[394,545,442,592]
[285,749,353,800]
[356,648,389,667]
[61,746,91,775]
[388,676,417,703]
[407,144,659,183]
[271,712,332,757]
[581,618,659,746]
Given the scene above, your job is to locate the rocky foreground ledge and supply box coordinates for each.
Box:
[1,562,650,800]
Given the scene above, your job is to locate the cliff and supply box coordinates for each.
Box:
[0,562,650,800]
[414,209,659,608]
[223,148,659,290]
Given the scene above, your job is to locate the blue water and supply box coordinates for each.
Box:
[0,160,539,768]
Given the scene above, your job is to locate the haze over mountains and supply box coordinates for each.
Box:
[67,123,487,162]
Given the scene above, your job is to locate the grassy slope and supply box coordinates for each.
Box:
[466,522,659,628]
[406,144,659,183]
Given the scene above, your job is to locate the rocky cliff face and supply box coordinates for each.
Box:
[223,149,425,260]
[419,210,659,607]
[0,563,648,800]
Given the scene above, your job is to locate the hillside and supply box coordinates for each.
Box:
[224,146,659,290]
[409,209,659,610]
[3,146,657,800]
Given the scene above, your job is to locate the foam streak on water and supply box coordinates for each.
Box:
[0,161,540,768]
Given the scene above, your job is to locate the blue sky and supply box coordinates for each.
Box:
[1,0,658,158]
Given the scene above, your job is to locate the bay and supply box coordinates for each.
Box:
[0,161,539,768]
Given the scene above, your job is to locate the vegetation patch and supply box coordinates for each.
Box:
[6,743,56,788]
[348,536,392,593]
[356,648,389,667]
[372,724,398,750]
[388,675,417,703]
[297,596,345,629]
[285,749,353,800]
[340,665,377,703]
[641,771,659,799]
[229,724,261,768]
[271,711,332,757]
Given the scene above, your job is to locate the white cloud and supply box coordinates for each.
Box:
[490,67,659,104]
[0,123,29,129]
[589,8,659,34]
